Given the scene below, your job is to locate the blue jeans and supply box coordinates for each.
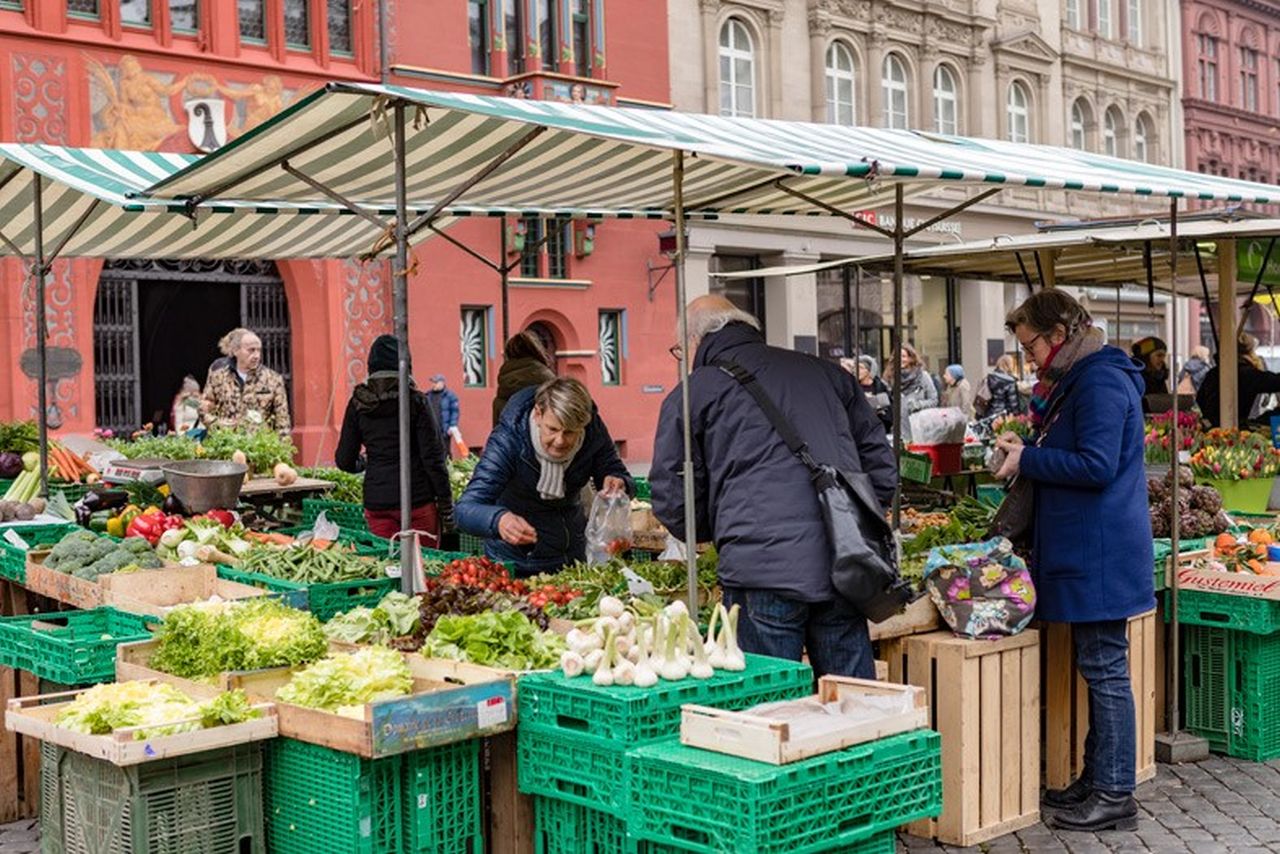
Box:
[720,587,874,680]
[1074,620,1137,794]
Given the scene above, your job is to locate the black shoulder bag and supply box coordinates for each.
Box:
[714,360,916,623]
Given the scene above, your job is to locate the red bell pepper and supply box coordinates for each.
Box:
[125,512,165,545]
[204,509,235,529]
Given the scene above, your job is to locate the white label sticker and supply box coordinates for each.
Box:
[476,696,508,729]
[2,530,28,549]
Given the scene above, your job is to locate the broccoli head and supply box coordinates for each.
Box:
[122,538,154,556]
[85,549,138,579]
[46,536,95,571]
[135,552,163,569]
[87,538,118,562]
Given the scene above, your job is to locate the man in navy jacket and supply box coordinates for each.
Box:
[650,296,897,679]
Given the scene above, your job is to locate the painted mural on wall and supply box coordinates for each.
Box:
[341,259,393,388]
[87,54,302,152]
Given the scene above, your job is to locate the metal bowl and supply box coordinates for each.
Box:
[162,460,247,513]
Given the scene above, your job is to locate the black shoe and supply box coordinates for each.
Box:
[1051,791,1138,832]
[1043,777,1093,810]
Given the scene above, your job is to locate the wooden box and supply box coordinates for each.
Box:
[679,676,928,764]
[99,563,266,614]
[1042,609,1158,789]
[869,596,940,642]
[4,680,278,765]
[899,630,1040,847]
[23,549,102,609]
[0,665,39,822]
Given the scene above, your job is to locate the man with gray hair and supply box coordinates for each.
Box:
[201,327,291,436]
[650,295,896,679]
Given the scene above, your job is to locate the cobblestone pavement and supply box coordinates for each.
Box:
[899,757,1280,853]
[4,757,1280,853]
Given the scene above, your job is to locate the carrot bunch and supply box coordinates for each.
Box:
[48,442,98,483]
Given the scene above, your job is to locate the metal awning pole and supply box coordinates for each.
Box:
[672,151,697,615]
[500,220,511,343]
[1168,203,1182,733]
[33,174,48,498]
[392,102,414,592]
[891,184,904,529]
[1193,242,1219,353]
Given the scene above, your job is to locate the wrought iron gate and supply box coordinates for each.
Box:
[93,260,292,434]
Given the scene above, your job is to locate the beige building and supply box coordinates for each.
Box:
[669,0,1183,384]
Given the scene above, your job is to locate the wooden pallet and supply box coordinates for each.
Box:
[1042,609,1158,789]
[900,630,1041,847]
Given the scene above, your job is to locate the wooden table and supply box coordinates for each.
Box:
[237,477,335,523]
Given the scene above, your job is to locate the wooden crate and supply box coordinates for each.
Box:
[0,665,40,822]
[99,563,266,614]
[869,596,940,642]
[900,630,1040,847]
[485,731,534,854]
[1042,609,1158,789]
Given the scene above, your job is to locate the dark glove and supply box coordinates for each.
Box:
[439,503,456,534]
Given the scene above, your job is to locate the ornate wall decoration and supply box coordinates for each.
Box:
[12,54,68,144]
[21,260,79,421]
[341,259,392,387]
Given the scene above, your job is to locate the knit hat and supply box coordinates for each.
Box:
[367,334,406,374]
[945,364,965,382]
[1131,337,1167,359]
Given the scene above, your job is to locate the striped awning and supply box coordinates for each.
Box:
[0,144,684,260]
[147,82,1280,213]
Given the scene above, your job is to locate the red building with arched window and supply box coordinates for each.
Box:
[0,1,674,464]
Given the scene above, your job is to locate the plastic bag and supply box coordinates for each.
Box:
[908,407,969,445]
[922,537,1036,639]
[585,492,633,564]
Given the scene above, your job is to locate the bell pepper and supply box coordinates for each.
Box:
[105,515,126,538]
[204,509,235,529]
[126,512,165,545]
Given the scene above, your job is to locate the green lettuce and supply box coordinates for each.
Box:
[275,646,413,717]
[151,598,326,679]
[422,610,564,671]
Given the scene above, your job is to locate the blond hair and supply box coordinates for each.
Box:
[534,377,593,432]
[218,327,253,356]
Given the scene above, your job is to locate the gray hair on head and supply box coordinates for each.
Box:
[685,295,761,347]
[218,327,252,356]
[534,377,594,433]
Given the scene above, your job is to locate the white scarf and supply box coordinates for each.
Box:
[530,412,583,500]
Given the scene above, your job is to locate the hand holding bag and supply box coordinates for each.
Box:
[715,360,916,623]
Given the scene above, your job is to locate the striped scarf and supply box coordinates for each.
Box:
[530,412,583,500]
[1029,326,1106,429]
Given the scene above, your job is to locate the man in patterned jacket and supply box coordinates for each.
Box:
[201,328,291,436]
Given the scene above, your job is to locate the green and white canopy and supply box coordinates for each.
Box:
[148,82,1280,212]
[0,143,678,260]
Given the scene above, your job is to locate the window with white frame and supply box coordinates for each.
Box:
[460,307,490,387]
[1127,0,1142,46]
[1007,81,1030,143]
[1198,33,1218,101]
[1070,99,1089,150]
[719,18,756,118]
[1241,45,1260,112]
[1103,106,1123,157]
[932,65,958,135]
[882,53,909,129]
[825,41,856,126]
[1133,113,1152,163]
[1066,0,1080,30]
[1097,0,1113,39]
[599,311,623,385]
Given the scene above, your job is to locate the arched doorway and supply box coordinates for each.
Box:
[93,259,292,434]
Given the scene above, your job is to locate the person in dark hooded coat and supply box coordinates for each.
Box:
[492,331,556,427]
[335,335,453,541]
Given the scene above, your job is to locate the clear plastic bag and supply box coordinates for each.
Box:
[585,491,634,564]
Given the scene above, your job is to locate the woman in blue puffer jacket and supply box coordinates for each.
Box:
[994,289,1155,834]
[455,377,632,577]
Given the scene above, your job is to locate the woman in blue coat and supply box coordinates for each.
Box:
[994,289,1155,832]
[455,377,632,577]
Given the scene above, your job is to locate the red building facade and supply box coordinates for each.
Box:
[1183,0,1280,183]
[0,1,674,463]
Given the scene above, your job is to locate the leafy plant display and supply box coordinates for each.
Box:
[0,421,39,455]
[299,467,364,504]
[54,682,260,740]
[150,598,327,679]
[323,592,422,645]
[275,646,414,717]
[421,610,565,671]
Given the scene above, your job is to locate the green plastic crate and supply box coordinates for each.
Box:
[0,607,156,685]
[975,483,1005,508]
[266,737,481,854]
[1175,588,1280,634]
[402,738,483,853]
[301,498,368,533]
[531,795,627,854]
[635,830,896,854]
[517,654,814,743]
[41,741,264,854]
[626,730,941,854]
[0,522,78,583]
[458,532,486,556]
[50,482,91,505]
[307,576,400,622]
[214,565,309,610]
[1151,536,1211,592]
[1184,624,1280,761]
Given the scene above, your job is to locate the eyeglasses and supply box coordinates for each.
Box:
[669,344,684,361]
[1023,334,1046,354]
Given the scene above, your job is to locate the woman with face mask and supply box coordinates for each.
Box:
[455,377,633,577]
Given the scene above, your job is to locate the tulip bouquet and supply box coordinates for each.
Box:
[1190,428,1280,481]
[1144,411,1200,465]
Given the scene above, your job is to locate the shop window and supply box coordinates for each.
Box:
[284,0,310,49]
[719,18,756,118]
[121,0,150,26]
[461,307,490,387]
[571,0,591,77]
[469,0,489,74]
[599,310,623,385]
[329,0,352,55]
[238,0,266,42]
[710,255,766,334]
[67,0,98,18]
[170,0,197,32]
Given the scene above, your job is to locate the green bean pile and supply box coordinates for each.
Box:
[239,544,384,583]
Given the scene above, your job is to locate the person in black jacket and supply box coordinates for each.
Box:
[1198,332,1280,428]
[455,377,632,577]
[335,335,453,542]
[1130,336,1169,400]
[650,295,897,680]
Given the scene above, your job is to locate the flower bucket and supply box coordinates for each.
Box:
[1202,477,1275,515]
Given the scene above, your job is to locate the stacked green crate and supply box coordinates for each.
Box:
[264,737,482,854]
[41,742,265,854]
[1184,623,1280,761]
[0,608,155,684]
[0,522,78,582]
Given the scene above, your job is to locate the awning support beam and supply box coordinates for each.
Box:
[1245,236,1276,308]
[426,219,556,276]
[1192,242,1219,352]
[45,199,102,267]
[904,188,1002,239]
[681,175,788,213]
[283,162,386,230]
[1014,252,1034,289]
[773,183,895,240]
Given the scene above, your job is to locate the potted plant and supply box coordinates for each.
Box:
[1189,428,1280,515]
